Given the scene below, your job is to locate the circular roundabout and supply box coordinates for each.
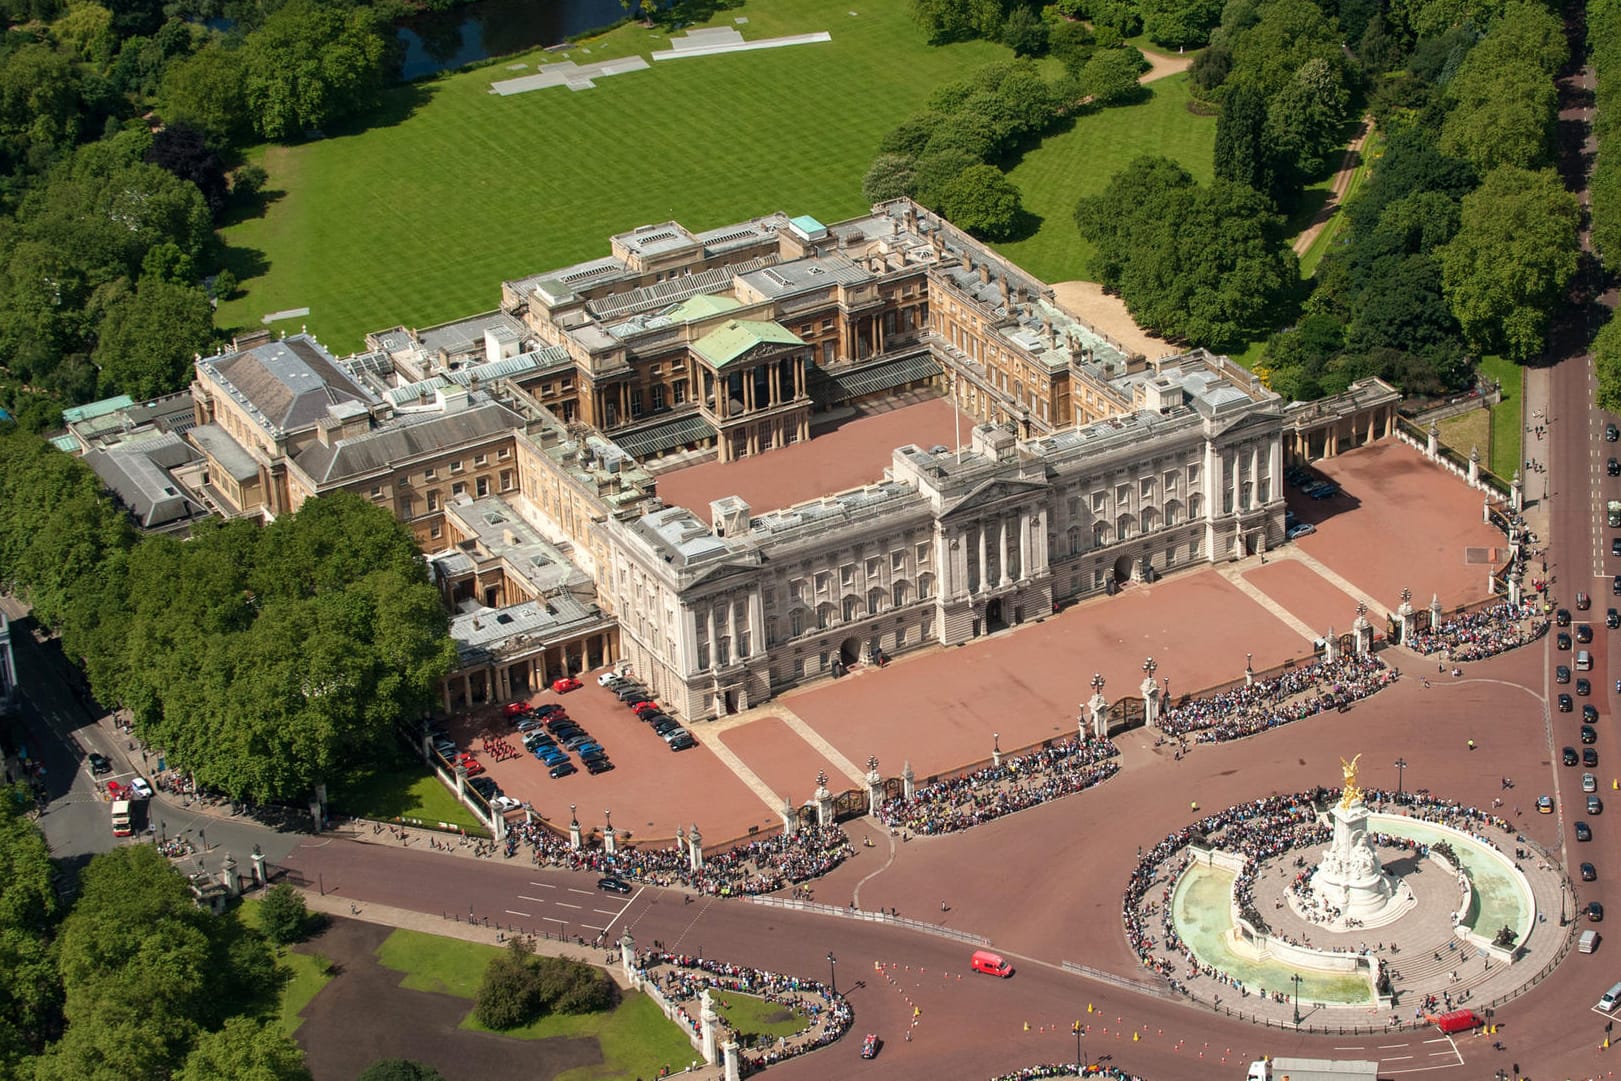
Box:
[1123,761,1572,1031]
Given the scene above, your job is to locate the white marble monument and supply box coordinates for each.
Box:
[1310,754,1407,927]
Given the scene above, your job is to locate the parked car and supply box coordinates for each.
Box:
[1579,821,1594,841]
[548,761,577,779]
[562,734,597,751]
[1309,485,1338,499]
[87,752,111,775]
[597,671,626,687]
[584,758,615,774]
[1584,724,1599,744]
[1587,747,1600,767]
[1592,795,1606,815]
[1611,457,1621,476]
[861,1034,880,1059]
[1591,900,1607,923]
[1538,795,1555,814]
[1579,624,1595,643]
[633,702,663,718]
[1579,678,1593,696]
[1566,746,1581,766]
[468,775,498,796]
[1614,574,1621,596]
[502,701,530,718]
[1610,608,1620,629]
[1558,633,1572,651]
[533,703,567,719]
[1580,591,1593,611]
[1559,693,1574,712]
[1584,862,1599,881]
[1287,523,1316,539]
[1558,609,1572,627]
[552,676,583,693]
[1607,422,1619,442]
[433,737,457,757]
[1558,664,1572,682]
[1585,773,1599,793]
[597,876,633,894]
[668,732,697,751]
[491,795,523,812]
[629,699,658,713]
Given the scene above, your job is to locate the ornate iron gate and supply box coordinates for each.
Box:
[832,789,869,821]
[1115,696,1146,732]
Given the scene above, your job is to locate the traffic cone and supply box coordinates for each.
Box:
[1023,1021,1029,1032]
[1133,1032,1140,1042]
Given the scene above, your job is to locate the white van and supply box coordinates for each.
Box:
[1577,649,1594,671]
[1598,980,1621,1011]
[1581,930,1601,954]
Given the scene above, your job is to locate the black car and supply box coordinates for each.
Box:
[1558,632,1572,651]
[1579,624,1595,643]
[548,717,584,734]
[1566,746,1581,766]
[652,718,681,736]
[614,685,649,701]
[1611,457,1621,476]
[1558,664,1572,683]
[1579,678,1593,696]
[1559,608,1573,627]
[597,876,633,894]
[1587,705,1601,723]
[469,776,499,797]
[1591,900,1607,922]
[1584,724,1599,744]
[1579,821,1594,841]
[668,732,697,751]
[533,703,567,718]
[1608,423,1620,442]
[548,761,577,778]
[1587,747,1600,767]
[1584,862,1599,881]
[87,752,112,775]
[1610,608,1620,629]
[562,733,596,751]
[584,758,615,775]
[1614,574,1621,596]
[1560,693,1574,712]
[1614,538,1621,558]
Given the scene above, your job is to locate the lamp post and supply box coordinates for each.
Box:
[1292,973,1302,1027]
[1073,1020,1085,1075]
[993,732,1000,755]
[1143,657,1157,682]
[827,951,837,995]
[1394,758,1408,800]
[1163,675,1171,703]
[1091,672,1105,697]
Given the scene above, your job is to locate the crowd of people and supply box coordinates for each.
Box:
[986,1066,1152,1080]
[1405,601,1547,663]
[874,736,1121,835]
[502,819,854,896]
[1158,655,1396,744]
[1122,787,1521,1006]
[635,950,852,1076]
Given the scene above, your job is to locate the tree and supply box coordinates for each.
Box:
[911,147,978,208]
[239,0,390,140]
[1002,5,1049,54]
[1140,0,1223,48]
[1079,47,1144,105]
[0,786,61,1072]
[861,153,916,203]
[161,47,250,142]
[0,45,84,174]
[356,1061,448,1081]
[1439,165,1579,361]
[1596,317,1621,415]
[257,885,313,946]
[475,939,541,1030]
[939,164,1024,240]
[912,0,1005,42]
[92,277,215,399]
[177,1017,311,1081]
[1214,81,1270,191]
[146,122,229,218]
[1440,61,1557,173]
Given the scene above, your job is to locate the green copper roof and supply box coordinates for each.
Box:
[692,320,803,369]
[666,294,742,323]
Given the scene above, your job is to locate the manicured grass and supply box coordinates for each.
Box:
[235,898,335,1036]
[992,73,1216,284]
[714,992,804,1039]
[331,757,482,831]
[1438,408,1490,464]
[1479,353,1524,480]
[216,0,1009,352]
[375,929,695,1080]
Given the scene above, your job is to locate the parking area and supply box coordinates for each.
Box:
[439,681,779,844]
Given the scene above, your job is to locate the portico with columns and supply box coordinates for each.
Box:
[691,319,811,463]
[933,477,1053,643]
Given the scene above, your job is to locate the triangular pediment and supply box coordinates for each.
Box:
[942,476,1048,519]
[1208,406,1283,441]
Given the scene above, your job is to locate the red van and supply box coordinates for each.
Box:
[971,950,1013,977]
[1431,1009,1481,1034]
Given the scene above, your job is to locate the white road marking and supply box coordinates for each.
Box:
[528,881,556,888]
[594,908,620,915]
[555,902,581,909]
[568,888,593,895]
[1383,1055,1413,1061]
[582,924,607,931]
[518,895,549,902]
[598,886,644,937]
[542,916,567,924]
[505,909,531,918]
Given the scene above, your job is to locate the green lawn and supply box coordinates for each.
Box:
[235,898,335,1036]
[992,73,1216,284]
[376,929,696,1080]
[216,0,1010,353]
[714,992,804,1039]
[330,757,483,832]
[1479,353,1523,481]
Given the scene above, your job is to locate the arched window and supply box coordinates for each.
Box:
[1116,513,1134,540]
[1141,506,1160,534]
[1093,522,1111,547]
[1067,526,1082,556]
[789,608,805,637]
[842,595,861,622]
[918,572,936,599]
[816,602,836,630]
[892,580,911,607]
[1188,493,1203,520]
[1164,498,1183,527]
[866,588,885,616]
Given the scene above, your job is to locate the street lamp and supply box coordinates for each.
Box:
[1091,672,1105,697]
[1394,758,1408,800]
[1143,657,1157,681]
[1292,973,1302,1027]
[827,951,837,995]
[1073,1020,1085,1075]
[1245,651,1253,673]
[992,732,1000,755]
[1163,675,1171,702]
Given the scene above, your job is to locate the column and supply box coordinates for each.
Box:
[700,991,719,1065]
[705,607,717,671]
[1249,444,1260,508]
[874,315,885,354]
[997,518,1009,586]
[977,525,988,594]
[748,589,764,656]
[1019,513,1032,581]
[725,595,737,662]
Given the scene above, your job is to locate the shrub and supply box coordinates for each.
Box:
[259,884,312,945]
